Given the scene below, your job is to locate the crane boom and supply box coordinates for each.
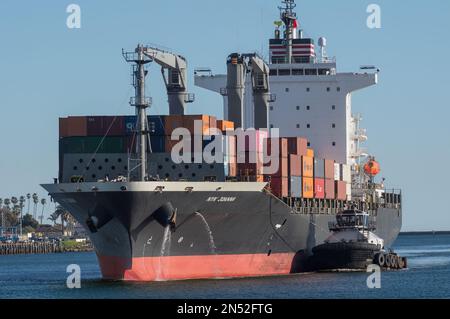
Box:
[142,47,194,115]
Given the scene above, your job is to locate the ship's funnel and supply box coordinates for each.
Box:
[226,53,246,128]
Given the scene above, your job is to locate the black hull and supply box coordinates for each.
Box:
[43,182,402,280]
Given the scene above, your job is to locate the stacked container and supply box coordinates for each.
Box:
[237,130,269,182]
[324,159,335,199]
[301,155,314,198]
[264,137,288,197]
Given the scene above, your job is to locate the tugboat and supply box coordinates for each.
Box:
[307,208,407,271]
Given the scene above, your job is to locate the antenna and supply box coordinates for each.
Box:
[278,0,297,64]
[122,44,153,182]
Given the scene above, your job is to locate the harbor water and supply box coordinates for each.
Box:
[0,233,449,299]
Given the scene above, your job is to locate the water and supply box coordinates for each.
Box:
[1,233,449,299]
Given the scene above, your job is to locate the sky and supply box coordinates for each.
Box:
[0,0,449,231]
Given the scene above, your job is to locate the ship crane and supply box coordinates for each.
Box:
[142,46,195,115]
[225,53,274,129]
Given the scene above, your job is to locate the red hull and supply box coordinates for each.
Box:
[97,253,296,281]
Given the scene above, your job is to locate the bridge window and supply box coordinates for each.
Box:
[305,69,317,76]
[292,69,304,75]
[278,69,291,76]
[269,69,278,76]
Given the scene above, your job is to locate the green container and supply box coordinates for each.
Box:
[60,136,125,154]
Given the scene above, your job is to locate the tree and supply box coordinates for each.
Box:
[32,193,38,220]
[48,212,59,226]
[40,198,47,225]
[26,193,31,215]
[22,214,39,229]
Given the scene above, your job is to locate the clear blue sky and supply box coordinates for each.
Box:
[0,0,449,230]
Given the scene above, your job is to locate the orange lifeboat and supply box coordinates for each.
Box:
[364,159,380,176]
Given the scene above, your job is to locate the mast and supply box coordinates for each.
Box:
[122,44,152,181]
[278,0,297,64]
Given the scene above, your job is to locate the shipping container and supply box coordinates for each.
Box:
[164,115,184,136]
[236,130,268,153]
[301,156,314,178]
[346,183,352,201]
[334,163,341,181]
[335,181,346,200]
[342,164,352,183]
[269,177,288,198]
[267,156,288,177]
[314,158,325,178]
[209,116,217,132]
[314,178,325,199]
[325,179,335,199]
[237,162,264,176]
[287,137,308,156]
[265,137,288,158]
[149,135,165,153]
[60,136,126,154]
[289,154,301,176]
[59,116,87,138]
[302,177,314,198]
[289,176,302,198]
[124,115,137,135]
[86,116,125,136]
[183,115,210,136]
[324,159,335,180]
[306,148,314,158]
[217,120,235,132]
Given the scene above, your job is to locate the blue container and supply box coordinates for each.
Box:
[125,115,165,136]
[289,176,302,198]
[150,135,165,153]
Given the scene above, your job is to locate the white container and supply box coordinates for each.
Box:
[346,183,352,200]
[342,164,352,183]
[334,163,341,181]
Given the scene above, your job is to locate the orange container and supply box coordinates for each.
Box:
[302,177,314,198]
[301,156,314,178]
[217,120,235,132]
[164,115,184,136]
[209,116,217,131]
[306,148,314,158]
[183,115,210,135]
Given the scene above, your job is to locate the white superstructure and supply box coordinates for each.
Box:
[194,1,377,165]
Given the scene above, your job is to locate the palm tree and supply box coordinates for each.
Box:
[26,193,31,214]
[40,198,47,225]
[4,198,11,211]
[0,198,3,234]
[32,193,38,220]
[48,212,59,226]
[18,196,25,236]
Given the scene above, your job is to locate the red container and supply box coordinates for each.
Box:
[183,115,210,136]
[237,162,264,176]
[287,137,308,156]
[59,116,87,138]
[267,156,288,177]
[314,178,325,199]
[265,137,288,158]
[289,154,302,176]
[325,179,335,199]
[87,116,125,136]
[335,181,347,200]
[269,177,288,198]
[164,115,184,136]
[324,159,335,180]
[236,130,268,153]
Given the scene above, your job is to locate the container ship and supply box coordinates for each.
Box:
[42,0,402,281]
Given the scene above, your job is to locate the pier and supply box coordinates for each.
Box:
[0,241,93,255]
